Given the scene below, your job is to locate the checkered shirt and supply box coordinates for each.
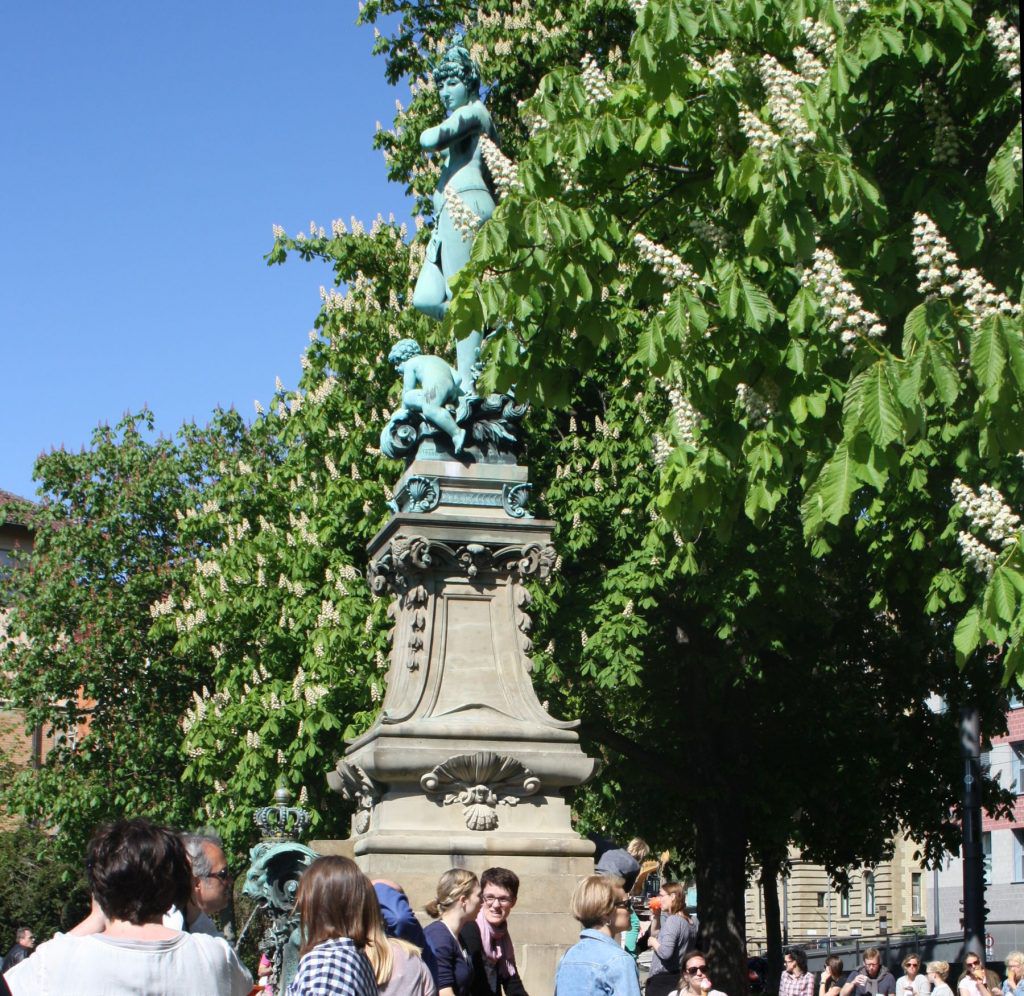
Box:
[780,970,817,996]
[286,937,379,996]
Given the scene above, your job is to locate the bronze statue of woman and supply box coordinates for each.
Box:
[412,40,498,394]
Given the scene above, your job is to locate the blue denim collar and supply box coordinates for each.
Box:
[578,928,619,947]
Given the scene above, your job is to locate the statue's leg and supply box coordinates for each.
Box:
[455,331,483,396]
[421,402,465,454]
[412,259,449,321]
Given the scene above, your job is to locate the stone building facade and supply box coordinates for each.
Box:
[744,837,929,952]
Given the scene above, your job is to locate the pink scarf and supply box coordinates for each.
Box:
[476,908,518,980]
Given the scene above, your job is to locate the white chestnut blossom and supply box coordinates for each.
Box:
[478,134,521,195]
[739,109,781,155]
[800,18,837,60]
[794,47,828,86]
[445,190,483,241]
[987,16,1021,95]
[803,247,886,353]
[628,0,648,14]
[951,479,1022,548]
[912,214,1019,326]
[911,213,960,297]
[922,85,959,166]
[667,386,700,447]
[959,266,1021,326]
[834,0,868,17]
[758,56,815,150]
[708,50,736,82]
[957,531,999,578]
[272,224,284,238]
[633,233,698,289]
[690,217,731,253]
[580,54,613,104]
[737,383,774,425]
[653,433,673,467]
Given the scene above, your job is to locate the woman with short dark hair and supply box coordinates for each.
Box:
[3,818,251,996]
[460,867,527,996]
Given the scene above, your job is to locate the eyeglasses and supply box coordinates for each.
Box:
[686,965,708,976]
[613,900,630,910]
[966,962,980,969]
[205,868,234,882]
[482,895,513,906]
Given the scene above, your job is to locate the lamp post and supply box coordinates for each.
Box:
[960,706,986,958]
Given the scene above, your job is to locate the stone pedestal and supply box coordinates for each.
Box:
[328,458,597,996]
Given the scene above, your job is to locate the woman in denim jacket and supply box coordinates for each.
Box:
[554,875,641,996]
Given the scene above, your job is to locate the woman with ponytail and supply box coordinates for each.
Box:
[423,869,482,996]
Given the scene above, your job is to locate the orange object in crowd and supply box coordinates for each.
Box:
[648,897,662,912]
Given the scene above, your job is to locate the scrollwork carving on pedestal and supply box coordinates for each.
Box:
[420,751,540,830]
[326,761,382,834]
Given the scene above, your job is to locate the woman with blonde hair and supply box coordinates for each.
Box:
[423,869,481,996]
[554,875,640,995]
[644,882,698,996]
[287,856,378,996]
[1002,952,1024,996]
[365,914,437,996]
[927,961,954,996]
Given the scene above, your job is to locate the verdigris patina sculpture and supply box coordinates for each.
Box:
[411,38,498,392]
[243,787,318,995]
[383,39,527,465]
[381,339,467,456]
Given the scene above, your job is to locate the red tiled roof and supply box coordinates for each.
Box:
[0,489,38,528]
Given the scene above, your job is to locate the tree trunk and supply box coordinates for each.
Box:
[760,857,784,994]
[695,803,750,996]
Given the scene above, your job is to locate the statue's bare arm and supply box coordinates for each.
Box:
[420,104,489,151]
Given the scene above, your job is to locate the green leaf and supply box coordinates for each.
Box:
[986,125,1023,220]
[1002,316,1024,390]
[927,344,961,405]
[739,273,773,330]
[991,567,1018,622]
[953,606,981,662]
[801,441,857,534]
[971,317,1007,399]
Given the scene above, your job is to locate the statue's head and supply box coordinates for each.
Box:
[433,40,481,105]
[389,338,422,367]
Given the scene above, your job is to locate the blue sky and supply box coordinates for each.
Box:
[1,1,411,501]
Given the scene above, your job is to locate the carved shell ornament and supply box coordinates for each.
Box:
[420,751,541,830]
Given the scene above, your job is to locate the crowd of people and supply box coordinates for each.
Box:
[3,819,1024,996]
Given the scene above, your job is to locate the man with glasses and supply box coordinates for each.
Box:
[841,947,897,996]
[168,830,234,936]
[780,948,815,996]
[461,867,528,996]
[957,953,1002,996]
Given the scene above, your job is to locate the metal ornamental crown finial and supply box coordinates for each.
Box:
[253,785,312,842]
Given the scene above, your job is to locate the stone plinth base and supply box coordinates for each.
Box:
[314,838,593,996]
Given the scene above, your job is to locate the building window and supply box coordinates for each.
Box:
[840,890,850,918]
[817,891,826,908]
[1010,689,1022,709]
[1013,830,1024,883]
[864,872,876,916]
[983,832,993,885]
[1012,745,1024,795]
[911,873,922,916]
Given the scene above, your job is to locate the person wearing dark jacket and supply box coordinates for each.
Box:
[1,929,34,974]
[460,868,527,996]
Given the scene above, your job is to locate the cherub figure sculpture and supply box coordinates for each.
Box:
[382,338,466,457]
[412,39,498,395]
